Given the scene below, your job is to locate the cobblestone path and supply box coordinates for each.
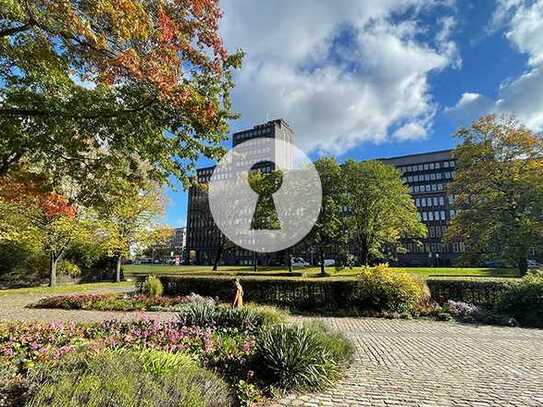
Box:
[277,317,543,407]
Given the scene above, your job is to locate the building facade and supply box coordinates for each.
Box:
[186,119,460,266]
[186,119,295,265]
[380,150,460,266]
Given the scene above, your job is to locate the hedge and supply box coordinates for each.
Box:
[426,278,515,305]
[137,275,357,309]
[135,275,520,309]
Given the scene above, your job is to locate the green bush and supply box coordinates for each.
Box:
[26,349,231,407]
[351,264,427,313]
[0,241,48,289]
[254,324,350,390]
[57,260,81,278]
[177,303,288,332]
[143,275,164,297]
[496,271,543,328]
[426,278,513,305]
[153,275,358,309]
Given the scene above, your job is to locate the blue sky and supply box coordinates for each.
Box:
[164,0,543,227]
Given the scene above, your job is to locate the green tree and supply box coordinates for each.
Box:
[343,160,427,265]
[0,175,101,286]
[304,157,347,274]
[101,182,172,282]
[446,115,543,275]
[0,0,243,190]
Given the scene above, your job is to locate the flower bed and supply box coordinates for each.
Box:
[0,304,352,406]
[29,292,215,311]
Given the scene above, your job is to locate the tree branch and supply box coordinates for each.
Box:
[0,97,157,119]
[0,23,31,38]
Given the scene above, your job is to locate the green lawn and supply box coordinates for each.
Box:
[123,264,520,280]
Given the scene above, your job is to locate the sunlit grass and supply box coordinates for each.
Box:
[123,264,520,280]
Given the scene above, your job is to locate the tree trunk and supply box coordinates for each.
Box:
[116,255,122,283]
[49,254,58,287]
[320,248,325,275]
[360,238,370,266]
[253,252,257,272]
[288,248,292,273]
[212,241,224,271]
[518,257,528,276]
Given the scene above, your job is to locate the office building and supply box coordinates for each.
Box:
[381,150,460,266]
[186,119,460,266]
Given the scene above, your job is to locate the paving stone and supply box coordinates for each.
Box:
[273,317,543,407]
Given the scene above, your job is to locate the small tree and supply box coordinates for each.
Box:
[304,158,347,274]
[343,160,427,265]
[0,175,97,286]
[446,115,543,275]
[102,182,172,282]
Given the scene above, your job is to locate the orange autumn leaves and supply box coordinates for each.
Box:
[38,0,229,120]
[0,177,75,220]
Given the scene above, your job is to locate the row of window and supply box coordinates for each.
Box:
[399,160,455,174]
[234,126,272,141]
[428,225,448,238]
[402,171,454,183]
[417,210,447,222]
[409,183,444,193]
[415,196,445,208]
[405,241,465,254]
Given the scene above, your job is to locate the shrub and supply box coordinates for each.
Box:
[143,275,164,297]
[302,321,355,364]
[496,271,543,328]
[351,264,427,313]
[135,348,197,375]
[31,293,214,311]
[253,324,349,390]
[177,303,288,332]
[426,278,513,305]
[444,300,481,321]
[57,260,81,278]
[155,275,358,309]
[26,349,232,407]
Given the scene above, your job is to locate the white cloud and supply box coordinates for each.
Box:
[451,0,543,131]
[491,0,543,65]
[221,0,459,154]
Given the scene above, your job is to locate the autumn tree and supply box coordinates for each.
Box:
[304,157,347,274]
[343,160,427,265]
[446,115,543,275]
[100,181,172,282]
[0,175,99,286]
[0,0,243,191]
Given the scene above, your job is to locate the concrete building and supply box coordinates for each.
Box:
[380,150,460,266]
[186,119,460,266]
[186,119,294,265]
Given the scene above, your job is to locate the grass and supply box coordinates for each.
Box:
[0,281,133,297]
[124,264,520,280]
